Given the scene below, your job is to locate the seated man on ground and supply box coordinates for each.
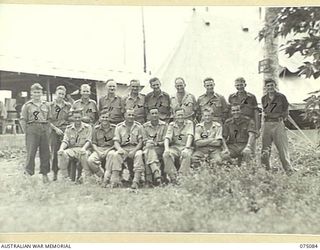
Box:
[192,108,223,168]
[142,108,168,187]
[108,109,144,189]
[163,108,194,184]
[87,110,116,184]
[223,105,256,166]
[58,109,92,183]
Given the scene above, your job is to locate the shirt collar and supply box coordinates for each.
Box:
[71,122,85,131]
[128,93,142,100]
[205,92,218,98]
[53,100,67,108]
[173,120,188,128]
[98,124,112,132]
[151,91,164,98]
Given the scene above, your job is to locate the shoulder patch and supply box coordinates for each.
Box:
[225,118,233,124]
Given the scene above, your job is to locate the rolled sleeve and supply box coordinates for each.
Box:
[85,126,92,144]
[113,126,121,142]
[186,121,194,137]
[247,120,257,134]
[215,125,223,140]
[62,130,71,146]
[194,126,202,142]
[165,124,174,142]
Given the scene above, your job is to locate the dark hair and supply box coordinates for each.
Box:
[235,77,246,83]
[149,77,160,84]
[264,78,276,85]
[72,108,83,115]
[125,108,135,114]
[202,108,213,114]
[203,77,214,83]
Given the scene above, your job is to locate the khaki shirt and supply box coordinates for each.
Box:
[261,92,289,119]
[165,120,194,147]
[114,121,144,147]
[123,93,146,124]
[228,91,258,119]
[223,116,256,144]
[170,92,197,119]
[71,99,98,124]
[194,122,223,143]
[92,124,115,148]
[145,91,171,121]
[21,100,52,123]
[142,120,167,144]
[197,92,228,122]
[49,100,71,130]
[62,122,92,148]
[98,95,124,124]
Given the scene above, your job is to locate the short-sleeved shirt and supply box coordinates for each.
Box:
[92,124,115,148]
[145,91,171,121]
[228,91,258,119]
[71,99,98,124]
[123,93,146,124]
[142,120,167,144]
[197,92,228,122]
[170,92,197,119]
[165,120,194,147]
[21,100,52,123]
[98,95,124,124]
[261,92,289,119]
[49,100,71,130]
[62,122,92,148]
[114,121,144,147]
[223,116,256,144]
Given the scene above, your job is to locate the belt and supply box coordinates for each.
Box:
[264,117,283,122]
[27,121,49,124]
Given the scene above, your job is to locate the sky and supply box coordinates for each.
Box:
[1,5,316,104]
[0,5,261,74]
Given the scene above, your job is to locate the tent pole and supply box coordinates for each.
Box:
[46,78,51,102]
[141,7,147,73]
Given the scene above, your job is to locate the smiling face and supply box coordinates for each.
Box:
[73,112,82,126]
[80,85,91,99]
[149,108,159,122]
[106,80,117,94]
[266,81,276,94]
[31,89,42,101]
[231,105,241,119]
[175,78,186,93]
[130,80,140,95]
[202,110,213,123]
[150,79,161,92]
[55,88,66,101]
[175,109,184,123]
[204,79,215,93]
[235,80,246,92]
[125,109,135,123]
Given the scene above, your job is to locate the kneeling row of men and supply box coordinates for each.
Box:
[57,105,255,189]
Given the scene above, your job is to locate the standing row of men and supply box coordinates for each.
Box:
[20,76,294,186]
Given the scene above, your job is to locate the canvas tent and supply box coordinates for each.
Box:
[154,8,319,106]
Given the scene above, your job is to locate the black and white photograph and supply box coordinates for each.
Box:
[0,4,320,236]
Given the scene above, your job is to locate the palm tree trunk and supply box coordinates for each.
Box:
[263,7,280,92]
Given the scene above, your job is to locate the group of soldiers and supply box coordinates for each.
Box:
[20,76,295,188]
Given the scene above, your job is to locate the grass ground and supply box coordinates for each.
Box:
[0,131,320,233]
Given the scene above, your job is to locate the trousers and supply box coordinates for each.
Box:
[261,121,292,171]
[163,146,193,176]
[25,123,50,175]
